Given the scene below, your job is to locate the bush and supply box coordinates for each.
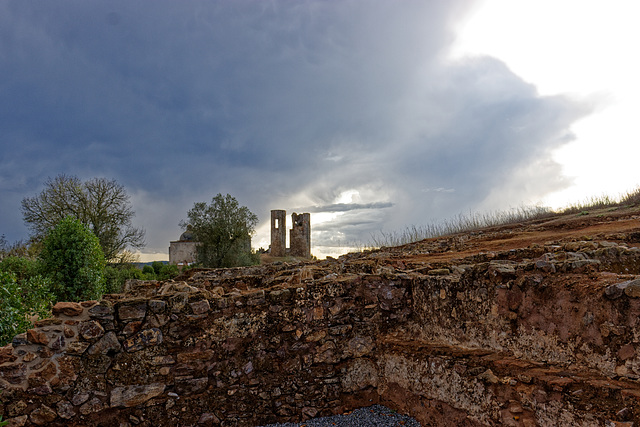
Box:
[0,271,52,346]
[142,265,156,277]
[157,263,179,281]
[103,262,179,295]
[0,256,40,281]
[39,216,106,302]
[103,264,145,294]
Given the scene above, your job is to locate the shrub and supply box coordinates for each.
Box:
[157,263,179,281]
[39,216,106,302]
[142,265,156,277]
[104,263,149,294]
[0,271,52,346]
[0,256,40,281]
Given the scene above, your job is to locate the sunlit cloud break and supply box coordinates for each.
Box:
[298,202,394,214]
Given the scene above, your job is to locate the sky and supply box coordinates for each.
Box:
[1,0,638,260]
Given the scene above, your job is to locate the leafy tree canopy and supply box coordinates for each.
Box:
[181,193,259,268]
[21,174,145,261]
[39,216,106,302]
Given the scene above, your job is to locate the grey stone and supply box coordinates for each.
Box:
[87,331,121,356]
[190,299,210,315]
[197,412,220,425]
[12,333,28,347]
[119,303,147,320]
[89,304,114,319]
[604,283,624,299]
[148,300,167,313]
[80,397,105,415]
[71,391,91,406]
[56,400,75,419]
[623,279,640,298]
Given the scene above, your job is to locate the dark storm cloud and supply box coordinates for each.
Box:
[0,0,592,256]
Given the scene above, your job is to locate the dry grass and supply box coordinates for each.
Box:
[369,205,553,248]
[561,186,640,214]
[619,187,640,206]
[368,186,640,249]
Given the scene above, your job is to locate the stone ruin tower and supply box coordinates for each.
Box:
[270,210,287,257]
[290,212,311,258]
[270,210,311,258]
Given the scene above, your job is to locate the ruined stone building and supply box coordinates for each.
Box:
[270,210,311,258]
[168,227,198,266]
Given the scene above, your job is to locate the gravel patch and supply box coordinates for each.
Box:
[259,405,421,427]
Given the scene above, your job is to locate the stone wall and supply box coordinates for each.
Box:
[2,233,640,426]
[0,273,413,426]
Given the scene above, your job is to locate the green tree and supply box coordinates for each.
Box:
[39,216,106,302]
[181,194,259,268]
[21,174,145,261]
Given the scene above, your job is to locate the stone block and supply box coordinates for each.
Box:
[66,341,90,355]
[119,303,147,320]
[122,320,143,336]
[148,299,167,313]
[6,400,27,417]
[190,299,210,315]
[110,384,165,408]
[0,362,27,385]
[52,302,84,317]
[5,415,28,427]
[618,344,636,361]
[623,279,640,298]
[79,397,105,415]
[26,329,49,345]
[29,405,57,425]
[78,320,105,340]
[87,331,121,356]
[0,345,17,364]
[88,304,114,319]
[56,400,75,419]
[123,328,162,352]
[48,334,66,351]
